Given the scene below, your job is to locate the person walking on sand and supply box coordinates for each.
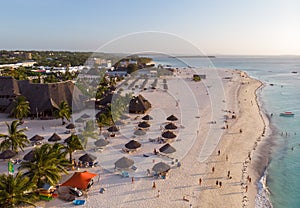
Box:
[131,177,134,183]
[199,178,202,186]
[157,190,160,198]
[219,181,222,188]
[226,154,229,161]
[216,180,219,186]
[245,185,248,193]
[152,181,156,189]
[212,166,215,173]
[218,150,220,156]
[227,171,231,178]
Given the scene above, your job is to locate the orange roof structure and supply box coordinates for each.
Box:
[60,171,97,190]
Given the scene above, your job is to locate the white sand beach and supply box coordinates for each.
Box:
[0,67,265,208]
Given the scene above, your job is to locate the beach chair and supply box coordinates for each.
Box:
[131,165,137,171]
[121,171,129,178]
[73,199,86,205]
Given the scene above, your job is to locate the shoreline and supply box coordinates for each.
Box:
[0,68,270,208]
[196,69,267,208]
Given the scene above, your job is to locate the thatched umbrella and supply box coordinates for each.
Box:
[0,150,17,159]
[120,114,130,120]
[114,120,125,126]
[138,121,150,128]
[142,114,153,121]
[114,157,134,169]
[94,139,109,147]
[48,133,62,142]
[166,115,178,121]
[66,123,75,129]
[134,128,146,136]
[23,149,36,161]
[159,143,176,154]
[107,126,119,133]
[79,153,97,163]
[29,134,44,142]
[75,117,85,123]
[81,113,90,119]
[162,130,177,139]
[125,140,141,150]
[165,123,177,130]
[152,162,171,173]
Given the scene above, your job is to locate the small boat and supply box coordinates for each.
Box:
[279,112,295,117]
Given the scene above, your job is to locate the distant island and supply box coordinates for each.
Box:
[169,55,216,58]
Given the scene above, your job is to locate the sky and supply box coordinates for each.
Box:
[1,0,300,55]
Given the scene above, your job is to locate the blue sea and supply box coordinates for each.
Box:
[152,55,300,208]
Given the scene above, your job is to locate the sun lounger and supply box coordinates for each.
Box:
[73,199,86,205]
[121,171,129,177]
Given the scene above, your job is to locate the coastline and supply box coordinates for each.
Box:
[0,68,270,208]
[196,70,267,208]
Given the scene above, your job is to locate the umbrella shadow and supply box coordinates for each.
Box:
[221,191,243,196]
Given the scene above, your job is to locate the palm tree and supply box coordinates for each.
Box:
[54,101,71,125]
[19,143,70,187]
[12,96,31,122]
[96,113,111,134]
[0,172,38,208]
[0,120,29,153]
[64,134,83,163]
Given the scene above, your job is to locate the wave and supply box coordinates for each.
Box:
[255,169,273,208]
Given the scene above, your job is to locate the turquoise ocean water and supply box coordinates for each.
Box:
[152,55,300,208]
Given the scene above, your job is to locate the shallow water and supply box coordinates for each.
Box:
[153,55,300,208]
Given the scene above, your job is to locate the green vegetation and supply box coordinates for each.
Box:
[54,101,71,125]
[193,75,201,82]
[19,143,70,187]
[0,172,38,208]
[11,96,30,121]
[64,134,83,163]
[0,120,29,153]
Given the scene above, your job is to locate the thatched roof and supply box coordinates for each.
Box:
[138,121,150,128]
[81,113,90,119]
[125,140,141,150]
[129,95,151,114]
[114,120,125,126]
[165,123,177,130]
[120,114,130,120]
[0,76,20,96]
[23,149,35,161]
[114,157,134,169]
[66,123,75,129]
[159,143,176,154]
[107,126,119,132]
[141,114,153,120]
[166,114,178,121]
[48,133,62,142]
[94,139,109,147]
[75,117,85,123]
[17,79,85,115]
[79,153,97,163]
[152,162,171,173]
[134,128,146,136]
[29,134,44,142]
[0,150,17,159]
[162,130,177,139]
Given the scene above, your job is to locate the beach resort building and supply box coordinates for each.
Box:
[0,76,86,117]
